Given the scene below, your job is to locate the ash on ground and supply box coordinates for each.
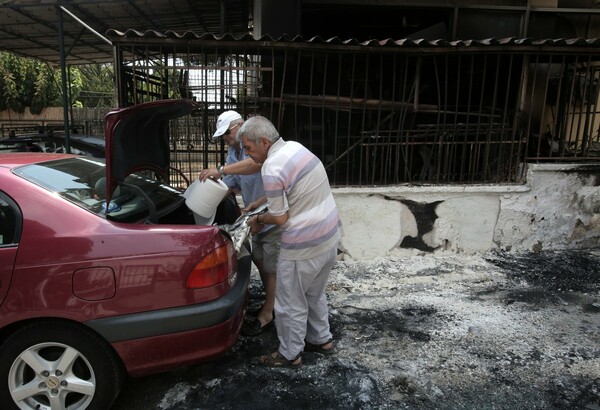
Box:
[113,250,600,410]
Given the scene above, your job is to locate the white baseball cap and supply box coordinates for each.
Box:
[213,110,242,141]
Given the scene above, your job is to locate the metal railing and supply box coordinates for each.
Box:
[247,49,599,186]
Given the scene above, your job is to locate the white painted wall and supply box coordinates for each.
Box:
[333,163,600,259]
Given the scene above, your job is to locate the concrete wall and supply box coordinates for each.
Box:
[334,163,600,259]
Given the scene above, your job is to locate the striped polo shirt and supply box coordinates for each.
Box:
[262,138,342,260]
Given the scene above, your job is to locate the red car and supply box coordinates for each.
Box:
[0,100,250,409]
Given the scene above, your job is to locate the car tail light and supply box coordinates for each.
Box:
[186,244,234,289]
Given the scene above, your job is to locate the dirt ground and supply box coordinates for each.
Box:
[112,249,600,410]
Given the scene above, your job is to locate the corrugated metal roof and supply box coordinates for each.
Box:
[107,29,600,51]
[2,1,599,66]
[0,0,250,65]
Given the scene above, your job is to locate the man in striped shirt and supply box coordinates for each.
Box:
[239,116,342,367]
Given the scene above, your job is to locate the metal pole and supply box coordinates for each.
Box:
[56,6,70,153]
[59,5,112,45]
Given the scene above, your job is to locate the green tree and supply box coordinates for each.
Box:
[77,64,115,107]
[0,52,85,113]
[0,56,19,112]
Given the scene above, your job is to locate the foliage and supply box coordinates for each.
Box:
[77,64,115,107]
[1,52,63,113]
[0,52,115,112]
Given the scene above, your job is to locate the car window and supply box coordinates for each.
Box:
[12,157,184,222]
[0,194,20,246]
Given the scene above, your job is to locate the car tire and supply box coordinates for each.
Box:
[0,320,125,410]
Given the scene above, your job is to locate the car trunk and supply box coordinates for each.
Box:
[102,99,241,226]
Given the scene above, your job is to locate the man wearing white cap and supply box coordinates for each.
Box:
[199,111,280,335]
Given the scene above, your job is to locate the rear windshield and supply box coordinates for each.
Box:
[13,157,183,222]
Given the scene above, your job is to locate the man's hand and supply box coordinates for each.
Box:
[247,215,263,235]
[199,168,220,181]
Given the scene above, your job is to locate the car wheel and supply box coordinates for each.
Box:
[0,320,124,410]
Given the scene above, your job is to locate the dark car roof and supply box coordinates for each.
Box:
[0,132,105,158]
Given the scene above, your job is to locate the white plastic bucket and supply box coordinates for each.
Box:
[183,178,229,225]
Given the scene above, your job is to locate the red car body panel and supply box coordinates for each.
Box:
[112,304,245,377]
[2,165,224,313]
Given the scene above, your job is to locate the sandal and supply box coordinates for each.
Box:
[258,351,302,367]
[304,339,335,355]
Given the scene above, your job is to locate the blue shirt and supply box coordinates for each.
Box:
[223,143,264,207]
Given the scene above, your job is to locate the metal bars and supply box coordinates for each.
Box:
[115,41,600,187]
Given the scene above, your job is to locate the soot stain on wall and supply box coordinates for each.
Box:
[385,196,443,252]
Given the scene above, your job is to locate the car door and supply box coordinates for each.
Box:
[0,192,20,306]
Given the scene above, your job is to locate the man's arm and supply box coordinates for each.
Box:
[198,158,262,181]
[243,196,267,212]
[248,211,288,234]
